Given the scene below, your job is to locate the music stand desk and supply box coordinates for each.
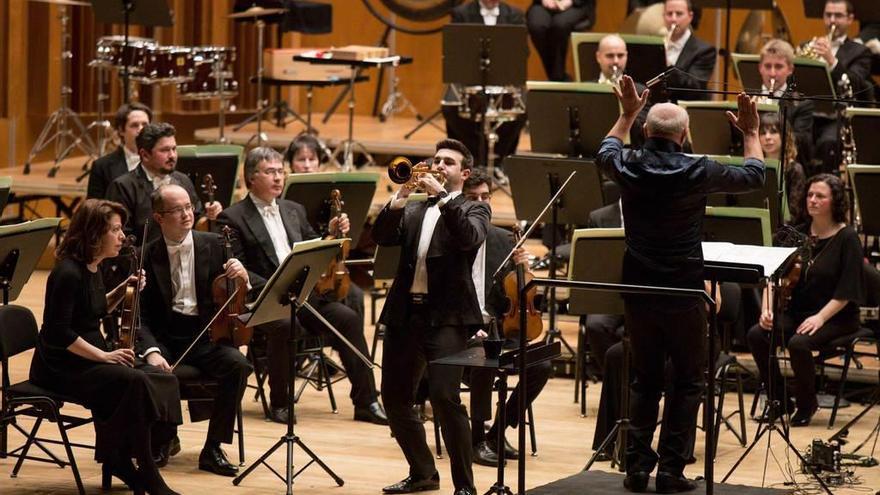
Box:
[0,218,62,304]
[704,206,772,247]
[732,53,836,113]
[847,108,880,165]
[847,164,880,237]
[176,145,243,210]
[568,228,626,316]
[571,33,665,85]
[525,82,619,157]
[0,177,11,214]
[442,24,528,87]
[704,155,783,231]
[505,154,603,226]
[680,100,778,156]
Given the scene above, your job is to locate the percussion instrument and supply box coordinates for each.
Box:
[139,46,195,84]
[93,35,157,74]
[227,6,287,20]
[456,85,525,123]
[177,46,239,100]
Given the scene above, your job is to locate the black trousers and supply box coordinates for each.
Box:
[526,4,593,81]
[168,313,252,445]
[260,292,377,409]
[746,313,859,410]
[381,305,474,491]
[586,313,624,374]
[625,302,707,476]
[442,105,525,169]
[813,116,840,175]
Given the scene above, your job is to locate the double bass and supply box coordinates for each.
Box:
[314,189,351,300]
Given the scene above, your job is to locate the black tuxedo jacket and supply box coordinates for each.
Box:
[373,194,491,328]
[832,39,874,104]
[106,164,204,245]
[587,201,622,229]
[451,0,524,25]
[787,98,816,163]
[136,230,227,354]
[667,34,716,102]
[215,195,319,295]
[87,147,128,199]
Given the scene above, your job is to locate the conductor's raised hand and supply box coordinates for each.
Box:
[613,75,650,118]
[726,93,759,135]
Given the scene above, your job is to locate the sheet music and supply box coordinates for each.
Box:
[702,242,797,278]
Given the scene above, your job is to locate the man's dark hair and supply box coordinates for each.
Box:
[57,199,128,263]
[463,168,492,192]
[435,138,474,170]
[244,146,284,189]
[136,122,176,154]
[284,134,324,165]
[826,0,854,15]
[114,102,152,132]
[802,173,849,224]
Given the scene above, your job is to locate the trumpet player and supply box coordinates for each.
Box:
[374,139,489,495]
[661,0,716,102]
[594,35,651,146]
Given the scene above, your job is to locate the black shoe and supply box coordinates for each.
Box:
[623,471,649,493]
[139,464,180,495]
[382,472,440,493]
[354,401,389,425]
[593,450,613,462]
[102,459,143,493]
[791,402,819,427]
[655,472,697,493]
[270,406,296,425]
[198,445,239,477]
[453,488,476,495]
[486,436,518,460]
[473,441,501,467]
[153,435,180,468]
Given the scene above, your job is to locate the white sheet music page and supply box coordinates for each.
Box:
[701,242,797,278]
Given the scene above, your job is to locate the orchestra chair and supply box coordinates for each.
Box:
[0,305,94,494]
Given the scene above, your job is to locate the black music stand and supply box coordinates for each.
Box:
[506,156,601,357]
[681,101,779,156]
[175,147,242,210]
[233,238,345,494]
[847,165,880,249]
[0,177,10,215]
[526,82,619,157]
[705,157,783,232]
[0,218,61,306]
[90,0,173,103]
[847,109,880,165]
[283,172,379,248]
[732,54,837,113]
[570,33,666,85]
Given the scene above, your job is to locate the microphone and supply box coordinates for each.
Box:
[646,67,676,89]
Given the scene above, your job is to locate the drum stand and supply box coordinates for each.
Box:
[379,69,421,123]
[77,63,115,182]
[24,5,97,176]
[331,66,375,171]
[233,18,268,147]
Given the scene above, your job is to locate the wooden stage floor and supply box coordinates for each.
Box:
[3,271,879,494]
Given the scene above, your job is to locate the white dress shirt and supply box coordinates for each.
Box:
[479,1,499,25]
[142,165,172,190]
[665,28,692,67]
[124,146,140,172]
[250,193,291,263]
[472,241,488,316]
[410,190,461,294]
[758,82,787,104]
[166,230,198,316]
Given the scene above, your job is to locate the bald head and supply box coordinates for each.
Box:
[645,103,689,144]
[596,34,628,79]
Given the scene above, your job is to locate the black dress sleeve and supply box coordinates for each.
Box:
[831,227,864,304]
[41,260,91,349]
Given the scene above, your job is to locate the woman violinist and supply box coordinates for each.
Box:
[29,199,182,495]
[747,174,864,427]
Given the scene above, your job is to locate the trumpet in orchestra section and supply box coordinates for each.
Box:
[387,156,446,190]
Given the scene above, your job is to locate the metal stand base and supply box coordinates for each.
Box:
[404,107,444,139]
[24,105,97,177]
[380,77,422,123]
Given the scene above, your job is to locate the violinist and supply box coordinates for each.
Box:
[137,184,253,477]
[216,146,386,426]
[29,199,182,495]
[747,174,864,427]
[461,170,552,468]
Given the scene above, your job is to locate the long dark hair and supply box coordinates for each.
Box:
[57,199,128,263]
[799,173,848,225]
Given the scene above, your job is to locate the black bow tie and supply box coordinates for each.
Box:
[426,195,442,206]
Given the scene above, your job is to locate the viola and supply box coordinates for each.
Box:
[117,232,146,350]
[314,189,351,300]
[777,226,814,311]
[501,225,543,341]
[195,174,217,232]
[209,226,251,347]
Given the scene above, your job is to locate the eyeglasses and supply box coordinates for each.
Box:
[160,204,194,217]
[259,167,287,177]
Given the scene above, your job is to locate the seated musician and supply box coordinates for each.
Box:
[593,34,649,146]
[661,0,716,102]
[758,112,806,222]
[526,0,595,81]
[805,0,874,173]
[29,199,182,495]
[442,0,527,180]
[747,174,864,427]
[106,122,222,246]
[217,146,387,426]
[460,170,552,467]
[87,102,152,200]
[137,184,253,477]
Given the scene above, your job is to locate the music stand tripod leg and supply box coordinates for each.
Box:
[404,107,444,140]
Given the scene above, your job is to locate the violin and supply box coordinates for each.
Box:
[209,226,251,347]
[195,174,217,232]
[502,225,543,341]
[314,189,351,300]
[777,227,814,311]
[117,233,146,350]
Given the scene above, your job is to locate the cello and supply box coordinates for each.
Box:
[501,225,543,341]
[314,189,351,300]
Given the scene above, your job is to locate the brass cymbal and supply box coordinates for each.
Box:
[227,6,286,19]
[28,0,91,6]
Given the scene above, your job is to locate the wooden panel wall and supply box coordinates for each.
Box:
[0,0,861,168]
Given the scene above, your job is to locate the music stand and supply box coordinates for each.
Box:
[90,0,173,103]
[704,156,783,232]
[175,145,243,209]
[732,53,837,113]
[0,218,62,305]
[571,33,666,85]
[703,206,772,247]
[283,172,379,248]
[0,177,11,215]
[233,238,345,493]
[526,82,620,157]
[680,101,779,156]
[847,165,880,238]
[847,109,880,165]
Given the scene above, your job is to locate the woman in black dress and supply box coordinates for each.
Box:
[29,199,182,495]
[747,174,864,427]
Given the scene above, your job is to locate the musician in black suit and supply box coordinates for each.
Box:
[443,0,527,175]
[216,147,386,426]
[661,0,716,102]
[87,102,152,199]
[137,184,253,478]
[460,170,552,468]
[106,123,222,246]
[374,139,490,495]
[526,0,596,81]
